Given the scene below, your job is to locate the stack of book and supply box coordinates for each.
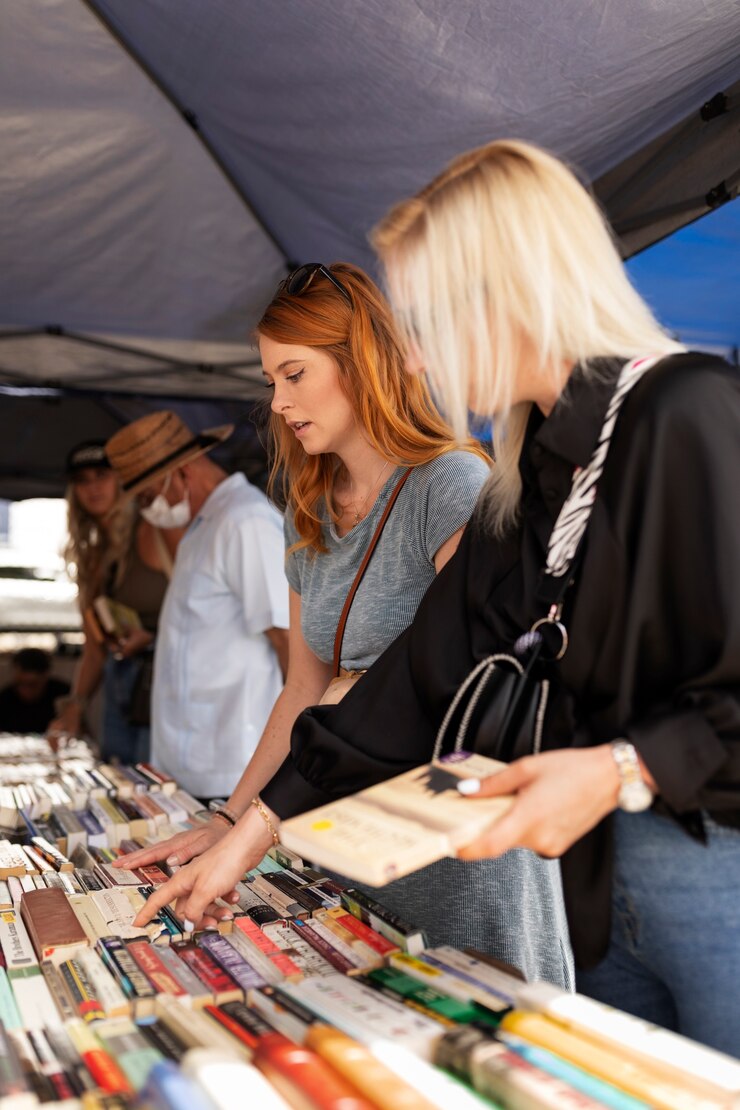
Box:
[0,736,737,1109]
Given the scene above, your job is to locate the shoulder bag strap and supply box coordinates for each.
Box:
[544,355,661,584]
[332,467,413,678]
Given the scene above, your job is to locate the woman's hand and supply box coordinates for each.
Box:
[47,702,83,749]
[456,746,624,860]
[115,628,154,659]
[112,819,229,871]
[132,810,274,931]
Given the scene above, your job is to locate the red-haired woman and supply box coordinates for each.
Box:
[119,263,574,988]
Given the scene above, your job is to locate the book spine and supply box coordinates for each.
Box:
[435,1024,608,1110]
[197,933,268,993]
[499,1011,718,1110]
[247,986,316,1045]
[96,938,156,1015]
[93,1018,162,1091]
[58,958,105,1023]
[65,1019,134,1096]
[365,966,494,1028]
[125,940,188,1000]
[0,909,38,979]
[171,942,242,1002]
[26,1028,77,1102]
[0,966,23,1029]
[202,1002,274,1053]
[340,889,426,955]
[517,982,740,1100]
[389,952,511,1013]
[224,930,289,987]
[289,920,355,975]
[309,912,383,969]
[500,1033,650,1110]
[148,943,212,1005]
[424,946,521,1006]
[263,921,334,979]
[76,950,130,1020]
[325,908,399,955]
[39,960,78,1024]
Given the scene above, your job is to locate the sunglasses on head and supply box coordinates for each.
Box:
[282,263,352,305]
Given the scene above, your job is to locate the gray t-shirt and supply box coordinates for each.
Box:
[284,451,489,670]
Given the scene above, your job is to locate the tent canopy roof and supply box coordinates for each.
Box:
[1,0,739,497]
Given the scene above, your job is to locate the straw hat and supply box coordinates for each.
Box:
[105,411,233,498]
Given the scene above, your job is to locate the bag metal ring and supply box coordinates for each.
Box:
[529,617,569,661]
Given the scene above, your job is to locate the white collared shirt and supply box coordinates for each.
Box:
[151,473,289,797]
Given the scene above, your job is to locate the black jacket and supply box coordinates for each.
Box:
[262,352,740,967]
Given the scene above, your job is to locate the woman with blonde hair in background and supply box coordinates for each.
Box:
[266,141,738,1052]
[50,440,181,762]
[120,262,575,989]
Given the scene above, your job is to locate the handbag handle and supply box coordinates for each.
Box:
[332,467,412,678]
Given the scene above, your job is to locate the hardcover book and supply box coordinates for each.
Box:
[280,752,513,886]
[20,888,88,964]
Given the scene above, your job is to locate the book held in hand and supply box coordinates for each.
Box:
[90,596,143,641]
[280,752,513,886]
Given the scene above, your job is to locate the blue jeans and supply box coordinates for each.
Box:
[102,654,151,765]
[576,808,740,1058]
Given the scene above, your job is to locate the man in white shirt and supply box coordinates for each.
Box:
[106,411,289,799]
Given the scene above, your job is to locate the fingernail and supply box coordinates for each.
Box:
[457,778,481,795]
[221,912,233,921]
[166,855,179,866]
[183,918,195,932]
[204,925,218,931]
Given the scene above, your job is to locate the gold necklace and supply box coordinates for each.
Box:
[349,461,391,526]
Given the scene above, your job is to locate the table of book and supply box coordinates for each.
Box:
[0,734,737,1110]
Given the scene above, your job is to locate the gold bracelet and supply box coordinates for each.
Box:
[251,796,279,846]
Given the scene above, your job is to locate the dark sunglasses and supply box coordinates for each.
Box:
[282,263,352,305]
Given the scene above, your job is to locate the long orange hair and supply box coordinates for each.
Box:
[257,262,489,554]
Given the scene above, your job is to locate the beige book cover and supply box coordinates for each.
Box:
[280,752,513,886]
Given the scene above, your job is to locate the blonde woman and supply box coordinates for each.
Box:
[121,263,574,990]
[50,440,181,761]
[289,140,739,1052]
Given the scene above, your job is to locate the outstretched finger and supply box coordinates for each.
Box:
[456,758,532,799]
[113,842,171,869]
[133,872,188,927]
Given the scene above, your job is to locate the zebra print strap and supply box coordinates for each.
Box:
[545,356,661,579]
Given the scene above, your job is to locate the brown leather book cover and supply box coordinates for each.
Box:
[20,887,89,962]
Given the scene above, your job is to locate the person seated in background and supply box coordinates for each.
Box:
[48,439,182,762]
[0,648,70,734]
[105,411,290,804]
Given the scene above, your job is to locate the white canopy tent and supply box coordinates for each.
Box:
[1,0,738,496]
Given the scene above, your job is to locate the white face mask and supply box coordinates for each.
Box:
[139,472,192,529]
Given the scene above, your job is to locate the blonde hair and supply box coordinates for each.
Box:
[257,262,489,554]
[64,486,136,611]
[372,139,682,533]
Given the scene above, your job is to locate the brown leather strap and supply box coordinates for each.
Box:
[332,467,413,677]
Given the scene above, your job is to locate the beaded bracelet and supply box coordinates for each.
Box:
[251,796,279,846]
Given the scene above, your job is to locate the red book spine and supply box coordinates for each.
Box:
[126,941,187,997]
[234,917,302,978]
[172,942,240,996]
[330,912,398,955]
[254,1035,376,1110]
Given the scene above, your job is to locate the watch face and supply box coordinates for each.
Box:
[620,780,654,813]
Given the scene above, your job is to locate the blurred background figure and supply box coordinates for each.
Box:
[48,439,181,761]
[0,647,69,734]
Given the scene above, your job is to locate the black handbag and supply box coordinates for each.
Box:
[432,356,660,764]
